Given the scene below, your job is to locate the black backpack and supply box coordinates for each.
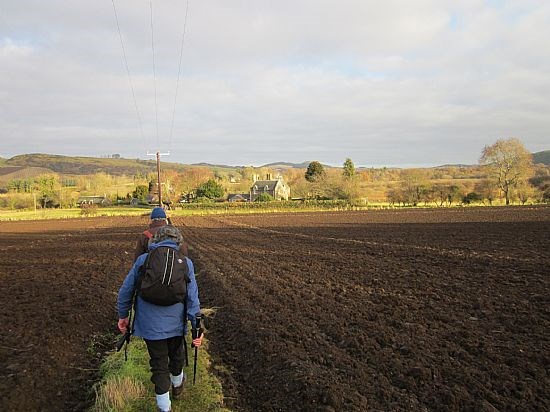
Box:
[137,246,190,306]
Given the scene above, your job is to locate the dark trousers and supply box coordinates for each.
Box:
[144,336,185,394]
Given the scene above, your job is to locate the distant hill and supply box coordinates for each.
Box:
[2,154,315,177]
[0,166,54,188]
[261,161,309,169]
[191,161,331,170]
[261,161,332,169]
[191,162,239,171]
[533,150,550,165]
[5,153,190,176]
[434,164,476,168]
[3,152,547,178]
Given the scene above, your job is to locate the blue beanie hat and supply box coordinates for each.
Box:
[150,207,166,220]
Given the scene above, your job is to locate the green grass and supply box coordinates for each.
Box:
[0,200,520,222]
[0,206,151,221]
[0,202,357,221]
[92,335,229,412]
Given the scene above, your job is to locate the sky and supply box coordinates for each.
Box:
[0,0,549,168]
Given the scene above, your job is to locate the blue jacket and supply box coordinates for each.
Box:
[117,240,200,340]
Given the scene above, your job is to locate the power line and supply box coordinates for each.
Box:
[112,1,190,155]
[111,0,146,144]
[150,0,159,149]
[169,0,190,147]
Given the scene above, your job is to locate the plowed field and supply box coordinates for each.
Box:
[0,207,549,411]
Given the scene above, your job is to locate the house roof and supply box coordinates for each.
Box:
[228,193,250,201]
[77,196,109,204]
[251,180,281,191]
[78,196,106,200]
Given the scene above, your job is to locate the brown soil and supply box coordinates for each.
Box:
[0,216,142,411]
[0,207,549,411]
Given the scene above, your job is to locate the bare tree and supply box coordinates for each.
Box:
[479,138,534,205]
[514,181,536,205]
[174,167,214,200]
[474,179,499,205]
[399,169,428,206]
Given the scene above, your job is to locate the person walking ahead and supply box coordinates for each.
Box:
[134,207,188,261]
[118,225,203,412]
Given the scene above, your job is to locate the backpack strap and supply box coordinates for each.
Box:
[129,250,151,349]
[183,334,189,367]
[182,256,189,366]
[132,254,149,328]
[183,284,189,366]
[136,252,151,296]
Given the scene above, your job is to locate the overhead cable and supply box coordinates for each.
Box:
[150,0,159,149]
[169,0,190,147]
[111,0,146,144]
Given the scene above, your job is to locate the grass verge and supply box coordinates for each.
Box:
[0,206,151,221]
[92,335,229,412]
[0,201,522,222]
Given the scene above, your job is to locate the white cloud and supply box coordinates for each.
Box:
[0,38,34,58]
[0,0,548,166]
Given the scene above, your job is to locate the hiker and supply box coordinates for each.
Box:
[134,207,188,260]
[118,225,203,412]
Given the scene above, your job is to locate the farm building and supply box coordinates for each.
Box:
[146,193,159,204]
[228,193,251,202]
[250,174,290,201]
[77,196,111,205]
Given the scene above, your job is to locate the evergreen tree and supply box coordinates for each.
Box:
[305,161,325,182]
[196,179,225,199]
[343,158,356,179]
[132,185,149,202]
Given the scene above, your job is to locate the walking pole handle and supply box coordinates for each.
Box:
[192,314,202,344]
[192,313,202,385]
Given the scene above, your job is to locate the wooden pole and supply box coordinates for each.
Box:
[147,151,169,207]
[156,151,162,207]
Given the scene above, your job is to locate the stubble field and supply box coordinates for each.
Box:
[0,206,548,411]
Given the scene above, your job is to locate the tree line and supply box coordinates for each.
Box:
[297,138,548,206]
[1,138,548,210]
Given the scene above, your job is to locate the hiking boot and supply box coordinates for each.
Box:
[172,381,185,399]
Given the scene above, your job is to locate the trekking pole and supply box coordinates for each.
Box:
[191,313,203,385]
[115,310,132,361]
[116,295,135,362]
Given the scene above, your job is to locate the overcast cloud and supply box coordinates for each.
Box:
[0,0,548,167]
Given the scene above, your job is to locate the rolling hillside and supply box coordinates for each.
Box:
[0,166,54,188]
[2,151,548,179]
[5,154,188,176]
[533,150,550,165]
[2,154,317,177]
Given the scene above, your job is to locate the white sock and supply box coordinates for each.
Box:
[170,371,184,387]
[156,391,171,412]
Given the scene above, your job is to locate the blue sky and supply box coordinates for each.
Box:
[0,0,548,167]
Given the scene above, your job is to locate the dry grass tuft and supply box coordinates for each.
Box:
[200,307,218,317]
[93,376,146,411]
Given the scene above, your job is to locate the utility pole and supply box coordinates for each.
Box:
[147,151,170,207]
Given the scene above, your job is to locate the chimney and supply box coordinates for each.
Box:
[266,173,272,180]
